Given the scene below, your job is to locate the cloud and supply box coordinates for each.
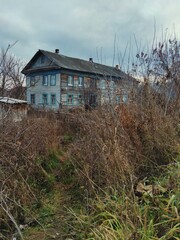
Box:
[0,0,180,67]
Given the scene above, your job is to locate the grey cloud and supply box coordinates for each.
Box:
[0,0,180,67]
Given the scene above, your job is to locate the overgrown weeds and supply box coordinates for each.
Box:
[0,77,180,239]
[66,156,180,239]
[0,115,66,238]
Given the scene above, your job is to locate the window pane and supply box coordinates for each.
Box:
[50,75,56,86]
[30,77,35,86]
[51,94,56,105]
[30,94,35,104]
[67,94,73,104]
[78,95,83,104]
[123,94,128,103]
[42,94,48,105]
[43,76,48,85]
[68,76,74,86]
[78,77,83,86]
[116,96,120,104]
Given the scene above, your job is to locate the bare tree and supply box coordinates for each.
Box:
[0,43,25,99]
[132,33,180,116]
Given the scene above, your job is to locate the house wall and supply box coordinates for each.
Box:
[26,69,134,110]
[60,71,133,108]
[26,71,61,110]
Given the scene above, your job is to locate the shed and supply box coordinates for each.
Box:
[0,97,28,121]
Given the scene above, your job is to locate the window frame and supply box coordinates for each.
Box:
[30,77,35,86]
[51,94,56,105]
[68,75,74,86]
[116,95,120,104]
[67,94,74,105]
[122,94,128,103]
[78,94,83,104]
[42,75,48,86]
[50,75,56,86]
[78,76,83,87]
[42,93,48,105]
[30,94,35,104]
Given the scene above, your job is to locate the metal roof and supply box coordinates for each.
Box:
[0,97,27,104]
[22,50,132,80]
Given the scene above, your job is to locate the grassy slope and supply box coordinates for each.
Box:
[22,149,180,240]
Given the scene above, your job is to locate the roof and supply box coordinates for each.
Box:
[0,97,27,104]
[22,50,132,79]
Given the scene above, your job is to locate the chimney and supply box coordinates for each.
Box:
[115,64,119,70]
[89,57,93,62]
[55,49,59,54]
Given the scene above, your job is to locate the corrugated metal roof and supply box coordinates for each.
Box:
[22,50,131,79]
[0,97,27,104]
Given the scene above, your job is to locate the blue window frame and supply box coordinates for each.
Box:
[67,94,74,104]
[50,75,56,86]
[30,77,35,86]
[51,94,56,105]
[30,94,35,104]
[42,76,48,86]
[42,94,48,105]
[116,95,120,104]
[122,94,128,103]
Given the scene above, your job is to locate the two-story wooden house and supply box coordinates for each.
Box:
[22,49,136,110]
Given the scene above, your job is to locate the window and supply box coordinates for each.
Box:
[101,80,106,89]
[30,94,35,104]
[78,95,83,104]
[30,77,35,86]
[116,95,120,104]
[42,94,48,105]
[68,76,74,86]
[50,75,56,86]
[51,94,56,105]
[78,77,83,86]
[67,94,73,104]
[42,76,48,86]
[122,94,128,103]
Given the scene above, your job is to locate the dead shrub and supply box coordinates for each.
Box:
[67,96,179,194]
[0,114,65,237]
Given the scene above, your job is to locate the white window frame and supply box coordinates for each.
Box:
[78,76,83,87]
[68,76,74,86]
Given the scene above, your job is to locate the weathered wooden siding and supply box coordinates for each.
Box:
[26,71,61,110]
[26,68,134,110]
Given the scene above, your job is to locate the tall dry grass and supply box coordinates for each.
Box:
[68,92,179,194]
[0,114,65,238]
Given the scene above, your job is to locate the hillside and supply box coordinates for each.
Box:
[0,97,180,239]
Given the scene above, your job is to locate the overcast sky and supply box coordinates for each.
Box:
[1,0,180,69]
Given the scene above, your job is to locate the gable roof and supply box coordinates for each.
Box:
[22,50,131,79]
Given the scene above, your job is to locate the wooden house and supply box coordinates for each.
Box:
[22,49,137,110]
